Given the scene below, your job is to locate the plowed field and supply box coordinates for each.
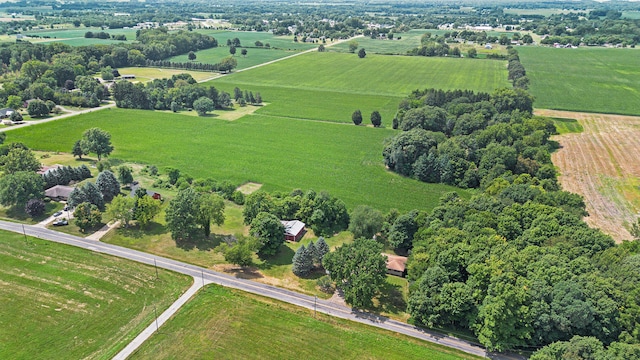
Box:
[537,109,640,241]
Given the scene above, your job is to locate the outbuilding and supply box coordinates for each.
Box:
[281,220,306,241]
[384,253,408,277]
[45,185,74,201]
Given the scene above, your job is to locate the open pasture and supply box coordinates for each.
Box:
[518,46,640,115]
[330,30,428,54]
[115,67,217,82]
[130,284,477,360]
[210,51,509,122]
[5,108,469,213]
[25,27,138,41]
[0,231,191,359]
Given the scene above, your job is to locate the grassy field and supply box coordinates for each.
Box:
[114,67,217,82]
[5,108,468,213]
[194,30,317,51]
[551,117,584,134]
[0,231,191,359]
[209,51,509,123]
[130,284,478,360]
[169,47,301,70]
[331,30,428,54]
[24,27,138,41]
[518,46,640,115]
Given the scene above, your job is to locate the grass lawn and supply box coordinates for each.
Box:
[6,108,469,213]
[0,201,63,224]
[209,51,509,123]
[518,46,640,115]
[169,47,302,70]
[130,284,479,360]
[0,230,191,360]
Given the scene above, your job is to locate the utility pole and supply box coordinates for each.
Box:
[22,224,27,244]
[314,295,317,318]
[154,258,159,279]
[154,305,159,332]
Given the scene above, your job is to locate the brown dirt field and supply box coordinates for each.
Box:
[236,182,263,195]
[536,109,640,242]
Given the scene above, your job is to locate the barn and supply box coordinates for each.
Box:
[281,220,306,242]
[384,254,408,278]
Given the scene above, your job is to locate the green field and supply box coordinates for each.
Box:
[331,30,427,54]
[518,46,640,115]
[0,230,191,359]
[33,38,131,46]
[194,30,317,51]
[25,27,138,41]
[5,108,468,212]
[209,51,509,122]
[169,47,301,70]
[130,284,477,360]
[552,117,584,134]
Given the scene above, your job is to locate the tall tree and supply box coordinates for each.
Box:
[348,205,384,239]
[348,41,359,53]
[323,238,387,308]
[352,109,363,125]
[166,187,200,241]
[370,110,381,127]
[292,244,313,277]
[358,48,367,58]
[134,195,162,228]
[0,171,44,207]
[197,193,225,237]
[193,97,215,116]
[217,235,256,266]
[250,212,285,257]
[72,140,88,160]
[117,166,134,186]
[106,195,135,227]
[82,128,114,161]
[188,51,196,61]
[1,147,41,174]
[73,202,102,232]
[96,170,120,202]
[229,46,236,56]
[314,237,330,267]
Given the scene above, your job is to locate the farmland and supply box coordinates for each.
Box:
[539,109,640,241]
[5,109,469,213]
[169,46,303,70]
[0,231,191,359]
[194,30,318,51]
[209,51,510,122]
[130,284,478,360]
[115,67,217,83]
[518,46,640,115]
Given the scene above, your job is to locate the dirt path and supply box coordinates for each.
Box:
[536,109,640,241]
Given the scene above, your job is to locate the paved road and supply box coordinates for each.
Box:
[0,102,116,133]
[0,220,523,359]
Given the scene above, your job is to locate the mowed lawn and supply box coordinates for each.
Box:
[518,46,640,115]
[210,51,509,122]
[5,109,468,212]
[130,285,478,360]
[194,30,317,51]
[0,231,191,360]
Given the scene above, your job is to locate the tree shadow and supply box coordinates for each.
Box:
[175,232,225,252]
[119,221,167,239]
[376,280,407,315]
[223,266,264,280]
[257,245,295,270]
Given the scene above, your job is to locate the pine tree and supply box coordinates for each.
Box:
[96,170,120,202]
[314,237,330,268]
[306,240,316,267]
[254,92,262,104]
[292,244,313,277]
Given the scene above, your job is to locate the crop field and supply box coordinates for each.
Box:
[130,285,477,360]
[330,30,428,54]
[5,108,468,213]
[210,51,509,122]
[33,38,130,46]
[0,231,191,359]
[538,109,640,241]
[194,30,317,51]
[169,47,301,70]
[24,27,138,41]
[518,46,640,115]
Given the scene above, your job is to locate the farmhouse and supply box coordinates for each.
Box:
[45,185,74,201]
[384,254,408,277]
[281,220,306,241]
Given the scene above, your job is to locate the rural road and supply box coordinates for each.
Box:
[0,220,521,359]
[0,102,117,133]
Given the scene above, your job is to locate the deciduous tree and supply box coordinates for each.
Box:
[370,110,381,127]
[197,193,225,237]
[72,140,88,159]
[323,238,387,308]
[166,187,200,241]
[348,205,384,239]
[74,202,102,232]
[82,128,114,161]
[352,109,362,125]
[106,195,135,227]
[0,171,44,207]
[193,96,215,116]
[1,147,41,174]
[135,195,162,228]
[250,212,285,257]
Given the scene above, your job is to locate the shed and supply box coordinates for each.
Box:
[45,185,74,201]
[121,74,136,80]
[281,220,306,241]
[130,183,162,200]
[384,253,408,277]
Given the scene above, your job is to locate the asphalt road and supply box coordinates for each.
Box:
[0,220,522,359]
